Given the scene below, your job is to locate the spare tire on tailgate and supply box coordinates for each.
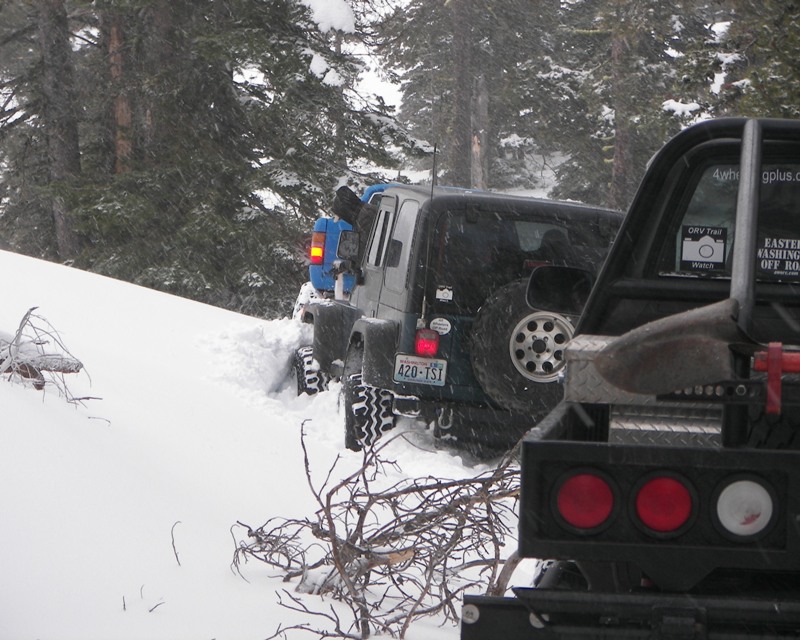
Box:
[470,279,575,414]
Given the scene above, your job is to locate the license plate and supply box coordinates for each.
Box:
[393,354,447,387]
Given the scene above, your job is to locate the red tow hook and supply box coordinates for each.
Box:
[752,342,800,414]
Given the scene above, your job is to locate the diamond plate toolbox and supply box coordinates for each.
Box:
[564,334,655,405]
[565,334,721,446]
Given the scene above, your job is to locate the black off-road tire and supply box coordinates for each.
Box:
[471,279,575,414]
[293,346,328,396]
[342,346,395,451]
[533,560,588,591]
[746,403,800,449]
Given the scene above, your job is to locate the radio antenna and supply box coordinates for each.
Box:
[430,143,438,193]
[422,144,439,324]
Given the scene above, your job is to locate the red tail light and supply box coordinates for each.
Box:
[310,231,325,266]
[415,329,439,357]
[555,471,615,531]
[635,475,694,534]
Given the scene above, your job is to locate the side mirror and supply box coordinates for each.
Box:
[336,230,360,261]
[527,266,593,316]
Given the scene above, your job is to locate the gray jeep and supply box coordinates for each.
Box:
[294,184,622,452]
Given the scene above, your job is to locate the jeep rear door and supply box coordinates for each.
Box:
[352,193,398,318]
[378,197,421,313]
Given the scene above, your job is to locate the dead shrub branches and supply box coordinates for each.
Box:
[232,426,521,638]
[1,306,86,399]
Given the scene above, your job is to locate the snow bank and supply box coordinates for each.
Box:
[0,249,505,639]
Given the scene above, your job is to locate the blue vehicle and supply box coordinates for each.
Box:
[308,184,395,294]
[308,217,355,294]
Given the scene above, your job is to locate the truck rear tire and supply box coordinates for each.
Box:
[471,279,572,414]
[534,560,588,590]
[343,345,395,451]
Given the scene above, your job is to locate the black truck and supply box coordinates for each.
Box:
[294,184,621,452]
[461,118,800,638]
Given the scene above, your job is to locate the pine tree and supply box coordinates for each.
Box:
[714,0,800,118]
[0,0,408,317]
[35,0,83,259]
[0,0,86,259]
[540,0,711,209]
[375,0,555,190]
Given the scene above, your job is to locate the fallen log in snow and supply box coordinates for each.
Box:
[1,307,83,390]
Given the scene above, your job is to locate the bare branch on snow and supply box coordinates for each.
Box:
[233,428,522,638]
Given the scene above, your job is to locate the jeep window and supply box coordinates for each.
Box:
[366,203,395,267]
[656,160,800,283]
[384,199,419,291]
[430,209,612,315]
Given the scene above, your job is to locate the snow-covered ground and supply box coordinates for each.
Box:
[0,249,518,640]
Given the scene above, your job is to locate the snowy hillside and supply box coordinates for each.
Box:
[0,249,518,640]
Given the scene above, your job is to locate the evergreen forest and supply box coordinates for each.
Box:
[1,0,798,317]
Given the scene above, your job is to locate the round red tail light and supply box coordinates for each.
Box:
[555,471,615,531]
[635,475,694,534]
[715,477,775,541]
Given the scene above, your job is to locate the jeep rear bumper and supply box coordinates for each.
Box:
[461,589,800,639]
[392,396,535,450]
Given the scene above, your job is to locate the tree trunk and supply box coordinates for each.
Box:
[608,5,633,212]
[449,0,473,187]
[137,0,175,164]
[36,0,82,260]
[106,12,133,174]
[608,0,652,211]
[470,73,489,189]
[331,31,348,169]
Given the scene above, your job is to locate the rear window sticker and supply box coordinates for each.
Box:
[680,225,727,271]
[757,236,800,279]
[430,317,452,335]
[435,285,454,302]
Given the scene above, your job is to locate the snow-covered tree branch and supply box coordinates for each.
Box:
[1,306,84,395]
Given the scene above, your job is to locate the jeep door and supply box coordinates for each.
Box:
[377,197,421,313]
[351,193,399,317]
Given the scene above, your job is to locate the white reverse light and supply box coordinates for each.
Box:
[716,479,774,539]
